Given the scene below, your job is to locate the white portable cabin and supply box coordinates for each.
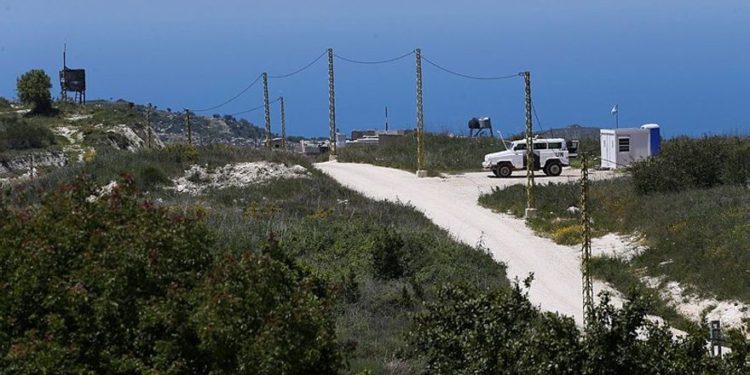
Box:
[600,124,661,169]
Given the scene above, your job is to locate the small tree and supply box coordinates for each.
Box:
[16,69,52,114]
[0,96,10,109]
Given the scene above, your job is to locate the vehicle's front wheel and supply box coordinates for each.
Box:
[544,161,562,176]
[496,163,513,178]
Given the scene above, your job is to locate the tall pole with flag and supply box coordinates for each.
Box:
[611,104,619,128]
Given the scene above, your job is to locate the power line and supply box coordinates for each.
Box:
[530,97,548,136]
[229,97,280,117]
[193,73,263,113]
[422,55,520,80]
[334,50,415,65]
[269,50,328,79]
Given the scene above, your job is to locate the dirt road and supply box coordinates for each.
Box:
[316,162,618,326]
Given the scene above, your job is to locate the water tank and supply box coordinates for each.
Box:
[641,123,661,155]
[478,117,492,129]
[468,117,480,129]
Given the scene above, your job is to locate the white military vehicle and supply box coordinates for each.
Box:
[482,138,571,177]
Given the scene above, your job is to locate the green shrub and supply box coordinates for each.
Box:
[371,228,406,280]
[0,176,343,373]
[0,97,10,110]
[0,118,56,151]
[631,136,750,194]
[16,69,52,114]
[136,165,171,190]
[161,144,201,163]
[411,283,747,374]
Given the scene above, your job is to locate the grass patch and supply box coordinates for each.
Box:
[590,256,694,330]
[479,172,750,306]
[337,133,507,174]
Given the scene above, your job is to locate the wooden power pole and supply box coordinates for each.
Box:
[327,48,337,160]
[523,71,536,219]
[415,48,427,178]
[263,72,271,149]
[581,154,594,327]
[279,96,286,150]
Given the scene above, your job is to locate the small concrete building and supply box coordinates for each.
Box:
[600,124,661,169]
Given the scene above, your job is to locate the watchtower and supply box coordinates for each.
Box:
[59,44,86,104]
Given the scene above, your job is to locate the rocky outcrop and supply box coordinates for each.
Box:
[0,151,67,174]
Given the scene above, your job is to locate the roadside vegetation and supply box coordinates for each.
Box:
[412,282,749,374]
[3,144,507,373]
[337,133,507,175]
[479,136,750,307]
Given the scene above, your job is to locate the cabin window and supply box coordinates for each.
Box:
[547,142,562,149]
[618,137,630,152]
[533,143,547,150]
[514,143,527,151]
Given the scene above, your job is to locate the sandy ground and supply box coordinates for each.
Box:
[643,276,749,330]
[173,162,308,195]
[316,162,618,326]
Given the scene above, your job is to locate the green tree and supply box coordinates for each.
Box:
[0,176,343,374]
[16,69,52,114]
[411,283,748,374]
[411,277,583,375]
[0,96,10,109]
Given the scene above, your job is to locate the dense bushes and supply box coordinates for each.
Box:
[412,283,748,374]
[631,136,750,194]
[0,118,56,151]
[0,177,342,373]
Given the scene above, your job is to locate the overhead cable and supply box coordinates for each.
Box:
[334,50,415,65]
[229,97,280,117]
[193,73,263,112]
[269,50,328,79]
[421,55,520,80]
[530,98,548,136]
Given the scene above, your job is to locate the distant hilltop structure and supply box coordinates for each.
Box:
[539,124,601,140]
[59,44,86,104]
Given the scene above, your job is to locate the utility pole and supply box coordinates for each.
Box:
[279,96,286,150]
[327,48,337,160]
[581,154,594,327]
[146,103,153,148]
[185,109,192,145]
[385,106,389,132]
[263,72,271,149]
[415,48,427,178]
[523,71,536,218]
